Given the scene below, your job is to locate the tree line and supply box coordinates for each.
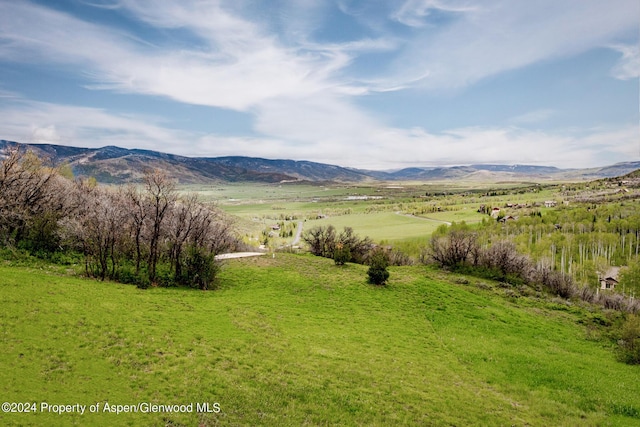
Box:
[425,222,640,313]
[0,147,239,289]
[471,202,640,294]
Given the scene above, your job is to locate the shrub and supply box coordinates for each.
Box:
[333,243,350,266]
[367,249,389,286]
[616,315,640,365]
[183,247,219,290]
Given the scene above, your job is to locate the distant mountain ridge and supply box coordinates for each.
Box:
[1,140,639,184]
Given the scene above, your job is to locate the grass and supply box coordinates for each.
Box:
[1,254,639,426]
[308,212,442,243]
[195,182,564,247]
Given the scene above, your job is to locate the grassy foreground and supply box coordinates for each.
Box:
[1,255,639,426]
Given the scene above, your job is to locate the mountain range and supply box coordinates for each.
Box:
[1,140,639,184]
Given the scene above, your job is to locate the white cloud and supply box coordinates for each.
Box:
[1,96,637,169]
[510,109,556,125]
[0,98,189,151]
[0,1,354,111]
[392,0,477,27]
[30,125,62,144]
[609,44,640,80]
[392,0,640,90]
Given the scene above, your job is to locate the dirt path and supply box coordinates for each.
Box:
[291,221,304,245]
[215,252,266,260]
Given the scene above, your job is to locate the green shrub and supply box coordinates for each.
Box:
[333,243,350,266]
[367,249,389,286]
[183,247,219,290]
[617,315,640,365]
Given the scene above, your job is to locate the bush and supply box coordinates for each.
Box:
[183,247,219,290]
[616,315,640,364]
[333,243,350,266]
[367,249,389,286]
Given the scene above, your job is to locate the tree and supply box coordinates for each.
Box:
[0,147,66,249]
[428,223,478,268]
[143,169,176,284]
[125,185,149,276]
[367,248,389,285]
[337,226,372,264]
[302,225,336,258]
[68,185,129,280]
[619,259,640,297]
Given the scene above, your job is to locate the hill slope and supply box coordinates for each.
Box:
[1,254,638,426]
[1,140,639,184]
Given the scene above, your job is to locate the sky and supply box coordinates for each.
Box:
[0,0,638,170]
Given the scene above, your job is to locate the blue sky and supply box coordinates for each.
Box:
[0,0,638,169]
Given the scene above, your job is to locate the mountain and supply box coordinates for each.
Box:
[1,140,639,184]
[204,156,371,182]
[0,141,296,183]
[469,164,562,174]
[576,162,640,178]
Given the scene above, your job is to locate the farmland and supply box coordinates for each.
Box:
[188,181,562,248]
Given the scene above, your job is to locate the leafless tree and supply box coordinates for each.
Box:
[429,229,478,267]
[303,225,336,258]
[68,185,130,280]
[143,169,176,283]
[480,241,531,279]
[0,147,69,249]
[125,185,149,275]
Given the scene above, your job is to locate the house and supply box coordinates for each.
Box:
[599,267,620,290]
[601,277,619,290]
[490,207,501,218]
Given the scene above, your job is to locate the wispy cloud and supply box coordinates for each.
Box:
[392,0,477,27]
[0,94,636,169]
[0,1,355,111]
[609,44,640,80]
[391,0,639,90]
[0,97,189,151]
[510,109,557,125]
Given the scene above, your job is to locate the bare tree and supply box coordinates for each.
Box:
[429,228,478,268]
[125,185,149,275]
[303,225,336,258]
[143,169,176,284]
[0,147,68,249]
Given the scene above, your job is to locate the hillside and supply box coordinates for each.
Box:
[1,140,639,184]
[1,254,639,426]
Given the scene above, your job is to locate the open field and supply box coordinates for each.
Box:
[1,254,639,426]
[186,181,566,247]
[308,212,443,242]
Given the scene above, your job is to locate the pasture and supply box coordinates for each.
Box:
[186,181,566,249]
[1,254,639,426]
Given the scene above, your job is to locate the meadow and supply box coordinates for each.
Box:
[191,181,563,249]
[1,254,639,426]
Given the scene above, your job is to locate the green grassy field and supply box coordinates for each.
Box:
[1,254,639,426]
[187,182,565,247]
[308,212,443,242]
